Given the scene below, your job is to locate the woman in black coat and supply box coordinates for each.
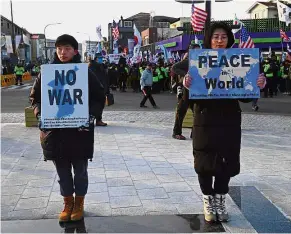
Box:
[173,22,266,223]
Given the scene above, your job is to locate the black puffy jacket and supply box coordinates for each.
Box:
[29,53,105,161]
[173,58,252,177]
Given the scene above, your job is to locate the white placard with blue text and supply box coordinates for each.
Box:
[188,48,260,99]
[40,63,89,129]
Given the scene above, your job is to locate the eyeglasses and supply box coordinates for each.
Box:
[211,36,228,41]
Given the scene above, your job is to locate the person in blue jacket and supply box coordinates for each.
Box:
[140,63,158,108]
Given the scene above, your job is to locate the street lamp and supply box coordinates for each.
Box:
[77,32,91,52]
[44,23,61,62]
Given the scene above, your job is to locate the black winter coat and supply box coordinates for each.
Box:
[89,61,109,94]
[29,53,105,161]
[173,59,252,177]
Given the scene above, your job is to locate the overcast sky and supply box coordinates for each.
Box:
[1,0,272,42]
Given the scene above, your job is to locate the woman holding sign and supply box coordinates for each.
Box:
[173,22,266,223]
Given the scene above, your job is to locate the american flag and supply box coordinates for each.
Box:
[191,1,207,32]
[280,29,290,42]
[239,25,255,48]
[112,20,119,40]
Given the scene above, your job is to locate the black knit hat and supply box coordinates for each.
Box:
[55,34,78,50]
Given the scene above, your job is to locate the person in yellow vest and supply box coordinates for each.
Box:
[157,63,165,92]
[34,64,40,76]
[139,63,145,77]
[161,64,169,91]
[263,58,277,98]
[152,64,160,93]
[282,60,291,95]
[14,62,25,85]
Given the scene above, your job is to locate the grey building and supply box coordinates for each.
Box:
[107,13,179,54]
[1,15,31,63]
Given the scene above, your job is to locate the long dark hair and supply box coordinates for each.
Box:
[203,22,235,49]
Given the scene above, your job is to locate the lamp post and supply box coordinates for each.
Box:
[44,23,61,62]
[77,32,90,53]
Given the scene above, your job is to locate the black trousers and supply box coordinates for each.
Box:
[286,79,291,93]
[96,100,105,122]
[53,158,88,197]
[264,77,276,97]
[173,98,194,135]
[152,82,160,93]
[119,77,127,91]
[198,174,231,195]
[15,75,23,84]
[132,80,140,92]
[140,86,156,107]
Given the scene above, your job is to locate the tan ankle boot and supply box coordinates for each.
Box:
[59,196,74,222]
[71,196,85,221]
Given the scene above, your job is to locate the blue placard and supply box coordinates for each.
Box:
[188,48,260,99]
[40,63,89,129]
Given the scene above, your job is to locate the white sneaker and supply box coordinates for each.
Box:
[215,194,229,222]
[203,195,217,222]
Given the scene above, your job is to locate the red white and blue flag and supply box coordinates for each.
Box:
[239,25,255,48]
[280,29,290,42]
[112,20,119,40]
[191,1,207,32]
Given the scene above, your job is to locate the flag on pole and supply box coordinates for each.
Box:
[282,52,286,62]
[232,14,244,34]
[191,1,207,32]
[133,24,142,47]
[194,35,199,44]
[113,39,118,54]
[280,29,290,42]
[194,35,202,48]
[277,0,291,26]
[96,25,103,42]
[239,25,255,48]
[160,45,168,62]
[96,42,102,54]
[112,20,119,40]
[176,51,180,61]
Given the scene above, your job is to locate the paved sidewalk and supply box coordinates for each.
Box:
[2,111,291,132]
[1,117,291,232]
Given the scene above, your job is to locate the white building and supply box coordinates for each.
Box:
[246,1,278,19]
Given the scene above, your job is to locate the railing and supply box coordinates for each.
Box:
[183,18,291,35]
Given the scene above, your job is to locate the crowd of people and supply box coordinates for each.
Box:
[262,52,291,97]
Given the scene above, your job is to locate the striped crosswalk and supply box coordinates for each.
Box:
[1,84,33,91]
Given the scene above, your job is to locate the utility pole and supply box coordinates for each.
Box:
[10,0,15,55]
[204,0,211,38]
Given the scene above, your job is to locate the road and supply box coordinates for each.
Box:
[1,80,291,115]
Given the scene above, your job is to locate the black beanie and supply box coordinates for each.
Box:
[55,34,78,50]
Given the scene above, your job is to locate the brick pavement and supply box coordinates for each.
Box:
[2,111,291,132]
[1,118,291,233]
